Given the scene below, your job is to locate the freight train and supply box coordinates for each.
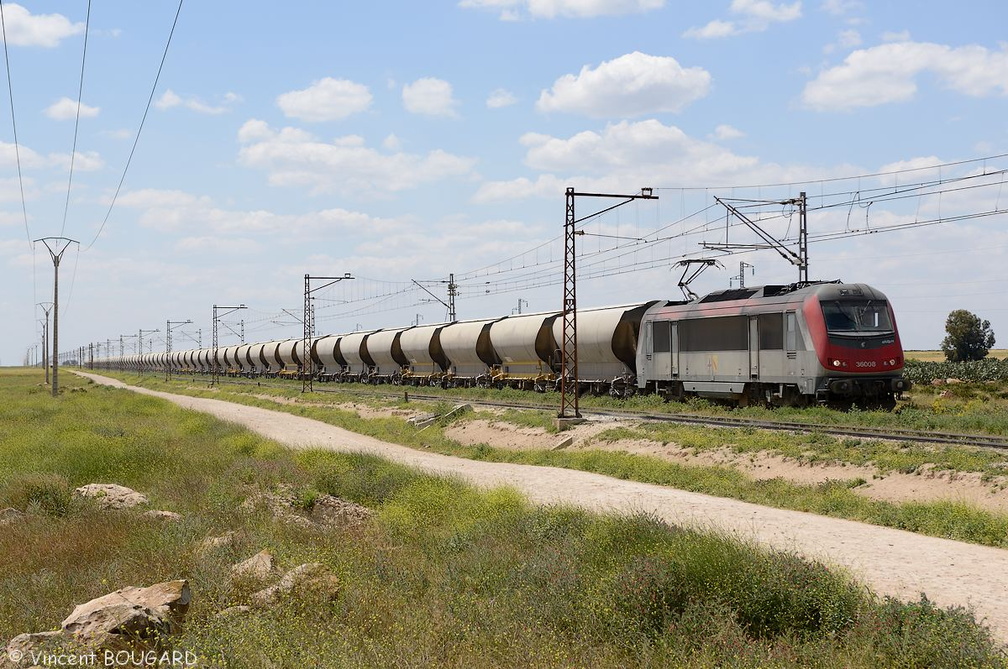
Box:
[94,281,911,409]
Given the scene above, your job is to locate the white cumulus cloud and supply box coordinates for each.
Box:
[276,78,372,122]
[156,89,242,115]
[402,78,459,117]
[459,0,664,20]
[820,0,863,16]
[712,124,745,140]
[802,41,1008,111]
[473,119,769,202]
[536,52,711,118]
[44,97,99,120]
[236,120,476,195]
[684,0,802,39]
[0,3,83,47]
[487,88,518,108]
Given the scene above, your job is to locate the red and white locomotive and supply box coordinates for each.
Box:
[636,281,910,408]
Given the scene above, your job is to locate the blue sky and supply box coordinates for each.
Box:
[2,0,1008,366]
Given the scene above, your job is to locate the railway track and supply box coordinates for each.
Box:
[149,372,1008,452]
[394,392,1008,452]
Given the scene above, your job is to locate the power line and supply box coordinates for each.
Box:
[60,0,91,238]
[83,0,185,251]
[0,0,32,250]
[652,152,1008,193]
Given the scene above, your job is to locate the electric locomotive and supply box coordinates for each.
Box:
[636,281,910,408]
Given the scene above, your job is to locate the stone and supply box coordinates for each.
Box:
[229,550,274,581]
[239,485,297,517]
[250,563,339,607]
[61,579,190,652]
[280,514,316,529]
[552,436,574,451]
[4,631,66,667]
[73,484,149,510]
[215,606,251,619]
[197,531,237,554]
[309,495,372,527]
[241,487,371,531]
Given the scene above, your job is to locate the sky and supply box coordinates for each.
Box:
[2,0,1008,366]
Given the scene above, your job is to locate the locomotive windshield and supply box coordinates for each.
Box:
[821,300,893,334]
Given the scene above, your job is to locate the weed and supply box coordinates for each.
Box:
[0,472,72,516]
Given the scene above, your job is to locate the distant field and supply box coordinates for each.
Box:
[905,349,1008,363]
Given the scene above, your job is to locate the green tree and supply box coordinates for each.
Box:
[941,309,996,362]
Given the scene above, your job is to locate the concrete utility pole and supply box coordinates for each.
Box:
[37,302,52,384]
[35,237,78,397]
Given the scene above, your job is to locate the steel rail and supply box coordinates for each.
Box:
[395,393,1008,452]
[152,373,1008,452]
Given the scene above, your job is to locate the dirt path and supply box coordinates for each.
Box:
[77,372,1008,643]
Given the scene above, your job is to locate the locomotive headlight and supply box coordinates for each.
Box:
[833,360,840,367]
[890,359,896,365]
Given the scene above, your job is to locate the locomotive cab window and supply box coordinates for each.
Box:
[821,300,893,334]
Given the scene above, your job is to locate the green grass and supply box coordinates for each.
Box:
[587,421,1008,480]
[2,367,1005,666]
[91,369,1008,550]
[211,366,1008,436]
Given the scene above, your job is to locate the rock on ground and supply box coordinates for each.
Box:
[61,579,191,652]
[73,484,149,510]
[229,550,274,581]
[197,531,238,554]
[310,494,372,527]
[251,563,340,607]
